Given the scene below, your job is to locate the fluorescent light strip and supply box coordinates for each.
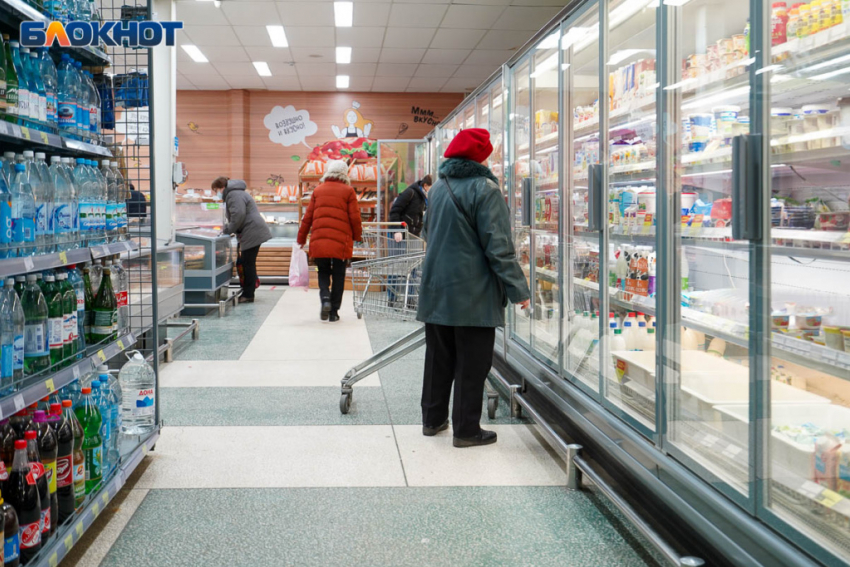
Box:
[802,53,850,73]
[537,31,560,50]
[530,53,559,78]
[266,25,288,48]
[663,0,692,6]
[334,2,353,27]
[812,66,850,81]
[336,75,350,88]
[253,61,272,77]
[336,46,352,64]
[181,44,208,63]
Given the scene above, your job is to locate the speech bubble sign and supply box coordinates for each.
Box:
[264,105,318,148]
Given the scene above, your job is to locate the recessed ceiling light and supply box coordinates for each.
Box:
[266,25,288,48]
[336,46,352,64]
[334,2,353,27]
[181,44,208,63]
[253,61,272,77]
[336,75,350,88]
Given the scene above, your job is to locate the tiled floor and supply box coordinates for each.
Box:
[65,287,661,567]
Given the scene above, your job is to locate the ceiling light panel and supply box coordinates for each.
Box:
[335,2,353,27]
[253,61,272,77]
[266,25,288,48]
[182,45,209,63]
[336,46,352,64]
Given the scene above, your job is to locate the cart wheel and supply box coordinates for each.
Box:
[487,396,498,420]
[357,313,363,319]
[340,392,352,414]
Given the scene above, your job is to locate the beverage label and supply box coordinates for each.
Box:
[38,94,46,122]
[64,311,77,343]
[58,100,76,127]
[0,79,6,111]
[13,334,24,371]
[47,92,57,123]
[89,105,98,133]
[12,216,35,244]
[98,202,106,230]
[29,462,45,481]
[91,310,114,337]
[0,344,12,379]
[30,91,39,121]
[5,533,19,562]
[52,202,72,234]
[40,506,50,536]
[19,521,39,550]
[6,85,18,116]
[49,316,63,349]
[76,290,85,311]
[17,88,29,118]
[0,199,11,244]
[78,201,94,232]
[46,459,57,494]
[105,203,117,231]
[116,290,129,308]
[85,445,102,481]
[73,457,85,492]
[118,203,128,228]
[35,203,48,238]
[0,460,8,481]
[134,387,156,417]
[56,455,72,488]
[24,322,48,357]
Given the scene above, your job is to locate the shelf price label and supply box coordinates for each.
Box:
[64,534,74,550]
[72,365,81,379]
[58,251,68,264]
[92,503,100,517]
[816,488,843,509]
[641,213,653,236]
[97,350,106,362]
[101,493,109,505]
[45,379,55,393]
[117,339,125,350]
[49,552,58,567]
[20,127,30,140]
[75,522,84,537]
[13,395,25,412]
[39,132,49,144]
[23,257,34,272]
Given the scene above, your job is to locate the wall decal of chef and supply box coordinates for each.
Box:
[331,101,374,139]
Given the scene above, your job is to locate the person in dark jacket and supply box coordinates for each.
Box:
[215,177,272,304]
[297,160,363,322]
[126,184,147,219]
[389,175,431,241]
[417,128,530,448]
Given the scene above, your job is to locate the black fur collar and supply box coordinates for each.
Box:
[438,158,498,184]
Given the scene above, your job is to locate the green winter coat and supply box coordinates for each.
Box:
[416,158,530,328]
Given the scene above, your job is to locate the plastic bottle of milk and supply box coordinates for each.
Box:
[637,321,652,350]
[622,321,637,350]
[644,328,656,351]
[611,328,626,352]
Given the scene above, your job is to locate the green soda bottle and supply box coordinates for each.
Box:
[22,274,49,375]
[89,267,116,344]
[58,273,77,363]
[74,387,102,494]
[82,265,94,344]
[43,274,64,367]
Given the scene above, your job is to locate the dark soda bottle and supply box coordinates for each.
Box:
[66,401,85,510]
[6,439,40,563]
[0,419,11,495]
[33,412,56,538]
[1,494,20,567]
[7,412,32,442]
[22,432,48,548]
[52,402,74,524]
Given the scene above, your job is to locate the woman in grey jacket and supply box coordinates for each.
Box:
[213,177,272,303]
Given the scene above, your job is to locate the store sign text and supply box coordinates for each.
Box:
[20,20,183,48]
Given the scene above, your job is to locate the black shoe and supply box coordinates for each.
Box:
[329,312,340,322]
[453,429,497,448]
[321,301,331,321]
[422,419,449,437]
[238,297,254,304]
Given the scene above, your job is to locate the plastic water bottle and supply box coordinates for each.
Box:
[100,160,115,241]
[111,256,128,333]
[73,62,88,137]
[72,158,91,244]
[105,369,121,458]
[25,50,46,124]
[57,273,77,363]
[0,168,12,260]
[22,274,49,376]
[9,41,29,119]
[90,378,113,472]
[39,49,58,127]
[90,161,107,243]
[19,48,41,124]
[0,152,15,182]
[96,366,119,472]
[86,72,100,139]
[119,352,155,435]
[59,157,79,247]
[1,278,25,392]
[32,152,53,254]
[65,265,86,356]
[111,162,127,238]
[57,55,77,134]
[49,157,69,251]
[10,163,35,257]
[88,258,102,298]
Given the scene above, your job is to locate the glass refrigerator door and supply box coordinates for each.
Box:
[511,58,533,348]
[565,5,603,392]
[530,33,562,366]
[489,81,506,194]
[477,90,490,131]
[763,8,850,560]
[604,0,659,432]
[666,0,755,497]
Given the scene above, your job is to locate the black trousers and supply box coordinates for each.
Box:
[422,323,496,438]
[240,245,260,300]
[314,257,347,312]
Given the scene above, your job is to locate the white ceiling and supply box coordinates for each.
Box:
[175,0,565,92]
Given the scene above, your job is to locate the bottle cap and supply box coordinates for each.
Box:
[81,387,91,395]
[647,328,655,334]
[50,403,62,415]
[45,275,54,282]
[91,380,101,388]
[624,321,632,327]
[41,396,49,402]
[614,329,622,335]
[33,410,46,422]
[14,163,24,172]
[4,278,13,286]
[35,152,45,159]
[24,430,36,440]
[14,440,26,450]
[610,322,617,328]
[639,321,646,327]
[14,409,27,417]
[62,400,72,407]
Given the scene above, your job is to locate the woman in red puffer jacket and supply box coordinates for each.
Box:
[297,160,363,322]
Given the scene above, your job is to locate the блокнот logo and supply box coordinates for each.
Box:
[19,20,183,48]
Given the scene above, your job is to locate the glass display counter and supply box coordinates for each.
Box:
[125,235,185,335]
[175,228,234,314]
[174,200,226,231]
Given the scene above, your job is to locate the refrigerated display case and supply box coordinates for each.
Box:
[175,229,233,315]
[431,1,850,565]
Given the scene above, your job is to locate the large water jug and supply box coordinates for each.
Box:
[118,351,155,435]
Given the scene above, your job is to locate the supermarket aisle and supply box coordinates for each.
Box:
[64,288,661,567]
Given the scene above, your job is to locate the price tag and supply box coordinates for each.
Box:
[0,121,8,135]
[101,493,109,505]
[816,488,843,508]
[75,522,83,537]
[23,257,34,271]
[700,434,718,447]
[20,127,30,140]
[97,350,106,362]
[49,552,58,567]
[689,214,704,236]
[59,251,68,264]
[39,132,49,144]
[142,444,149,455]
[13,395,25,412]
[641,213,653,235]
[64,534,74,550]
[72,365,80,379]
[45,379,55,393]
[117,339,125,350]
[92,502,100,517]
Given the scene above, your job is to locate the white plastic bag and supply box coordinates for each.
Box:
[289,245,309,288]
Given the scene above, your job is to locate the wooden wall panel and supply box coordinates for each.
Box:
[176,90,462,193]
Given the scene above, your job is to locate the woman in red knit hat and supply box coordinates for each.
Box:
[416,128,530,448]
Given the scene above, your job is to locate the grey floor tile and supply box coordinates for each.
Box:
[100,486,660,567]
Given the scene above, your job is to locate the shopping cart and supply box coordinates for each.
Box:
[340,228,425,414]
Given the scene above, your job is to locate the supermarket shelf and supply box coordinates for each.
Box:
[518,130,560,153]
[0,241,139,279]
[0,121,112,158]
[574,94,656,139]
[33,428,159,567]
[0,332,136,420]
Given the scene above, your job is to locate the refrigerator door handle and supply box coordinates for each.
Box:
[731,134,763,241]
[587,163,604,232]
[521,177,533,227]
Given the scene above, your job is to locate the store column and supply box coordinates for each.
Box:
[151,0,177,242]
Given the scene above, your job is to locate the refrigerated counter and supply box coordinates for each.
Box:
[175,228,234,315]
[431,1,850,565]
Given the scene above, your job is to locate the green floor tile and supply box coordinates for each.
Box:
[102,486,660,567]
[161,387,390,426]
